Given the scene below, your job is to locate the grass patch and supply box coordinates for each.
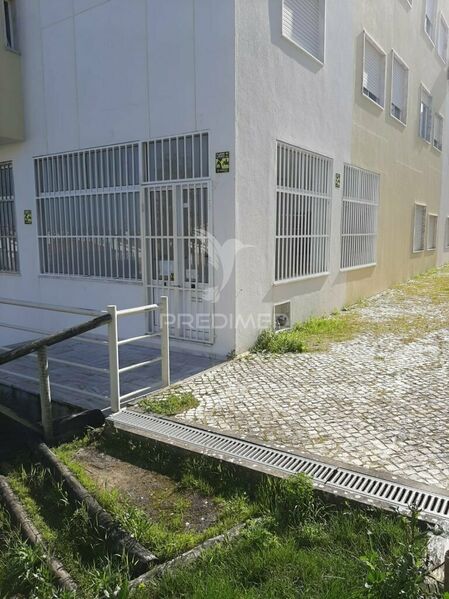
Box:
[1,433,438,598]
[5,462,132,598]
[54,430,254,561]
[251,313,359,354]
[252,264,449,354]
[139,391,199,415]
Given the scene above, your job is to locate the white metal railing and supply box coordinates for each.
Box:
[0,296,170,439]
[107,296,170,413]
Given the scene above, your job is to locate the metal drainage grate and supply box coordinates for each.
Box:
[109,410,449,523]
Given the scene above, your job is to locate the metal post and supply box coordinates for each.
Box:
[107,305,121,413]
[37,346,53,442]
[160,296,170,387]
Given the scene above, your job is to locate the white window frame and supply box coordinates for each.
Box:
[274,141,332,284]
[433,112,444,151]
[413,203,427,253]
[424,0,437,44]
[419,84,433,143]
[427,213,438,250]
[281,0,326,65]
[390,51,409,126]
[444,216,449,249]
[362,32,387,109]
[340,164,380,271]
[3,0,18,52]
[437,13,449,63]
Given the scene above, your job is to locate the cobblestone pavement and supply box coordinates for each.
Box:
[151,269,449,490]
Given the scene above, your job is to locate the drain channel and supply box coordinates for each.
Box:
[109,410,449,524]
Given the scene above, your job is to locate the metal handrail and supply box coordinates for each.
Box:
[0,297,170,440]
[0,297,101,317]
[0,313,111,366]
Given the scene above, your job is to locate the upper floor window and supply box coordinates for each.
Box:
[433,112,443,151]
[3,0,18,51]
[419,86,432,142]
[437,14,449,62]
[425,0,437,43]
[391,52,408,124]
[362,33,386,108]
[281,0,325,64]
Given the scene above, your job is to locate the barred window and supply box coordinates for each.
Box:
[444,217,449,249]
[35,143,141,280]
[413,204,426,252]
[142,132,209,183]
[275,142,332,282]
[341,165,379,270]
[0,161,19,273]
[427,214,438,250]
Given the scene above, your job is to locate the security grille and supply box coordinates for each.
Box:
[427,214,438,250]
[275,142,332,282]
[391,53,408,124]
[433,113,443,151]
[281,0,325,63]
[142,132,209,183]
[35,143,141,280]
[413,204,427,252]
[142,132,213,344]
[438,15,449,62]
[341,165,379,270]
[363,34,385,107]
[0,162,19,273]
[419,87,433,143]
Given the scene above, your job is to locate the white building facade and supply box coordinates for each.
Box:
[1,0,449,358]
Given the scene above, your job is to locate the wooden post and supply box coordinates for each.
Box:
[37,346,53,442]
[107,305,121,413]
[160,296,170,387]
[444,550,449,592]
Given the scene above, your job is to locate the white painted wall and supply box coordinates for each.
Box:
[0,0,236,357]
[234,0,355,352]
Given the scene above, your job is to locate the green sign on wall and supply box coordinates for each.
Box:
[216,151,230,173]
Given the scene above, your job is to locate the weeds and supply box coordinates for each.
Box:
[139,391,199,416]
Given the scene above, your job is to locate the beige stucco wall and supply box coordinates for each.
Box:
[0,7,23,144]
[343,0,449,305]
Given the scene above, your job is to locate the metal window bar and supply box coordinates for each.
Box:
[275,142,332,282]
[0,162,19,273]
[341,164,380,270]
[34,143,141,281]
[142,132,209,184]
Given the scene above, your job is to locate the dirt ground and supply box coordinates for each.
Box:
[74,446,219,532]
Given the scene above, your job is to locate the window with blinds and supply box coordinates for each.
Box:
[0,161,19,273]
[362,34,386,108]
[427,214,438,250]
[419,87,433,142]
[433,113,444,151]
[35,143,142,281]
[281,0,325,63]
[391,53,408,124]
[341,164,379,270]
[425,0,437,41]
[438,15,449,62]
[413,204,426,252]
[275,142,332,282]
